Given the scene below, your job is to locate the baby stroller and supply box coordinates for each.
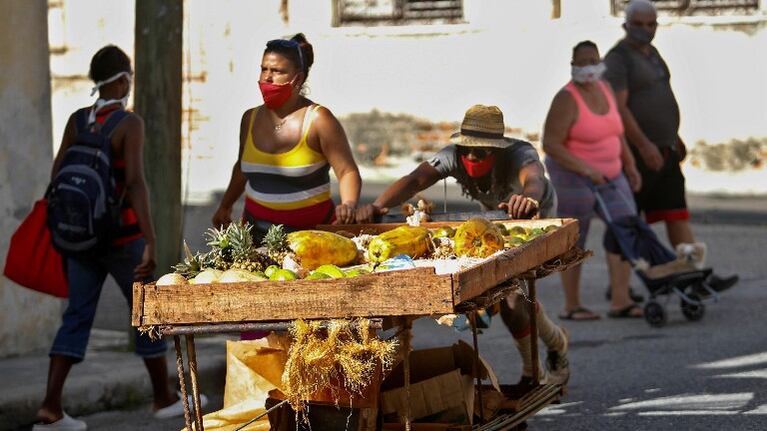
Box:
[593,183,722,327]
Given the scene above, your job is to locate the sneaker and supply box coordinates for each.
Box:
[32,413,87,431]
[605,286,645,303]
[154,391,209,420]
[709,274,739,292]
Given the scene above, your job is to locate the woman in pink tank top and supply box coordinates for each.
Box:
[543,41,644,320]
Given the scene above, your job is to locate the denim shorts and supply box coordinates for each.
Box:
[49,238,167,362]
[545,158,637,249]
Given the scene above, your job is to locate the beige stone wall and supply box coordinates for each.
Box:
[46,0,767,199]
[0,0,62,357]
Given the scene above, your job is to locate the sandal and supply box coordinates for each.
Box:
[558,307,601,321]
[607,303,643,318]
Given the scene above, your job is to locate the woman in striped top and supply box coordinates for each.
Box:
[213,34,361,241]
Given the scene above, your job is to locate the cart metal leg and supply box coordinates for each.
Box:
[186,335,205,431]
[527,279,540,386]
[400,318,413,431]
[470,310,485,424]
[174,336,194,431]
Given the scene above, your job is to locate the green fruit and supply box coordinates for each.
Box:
[264,265,280,278]
[313,264,346,279]
[494,223,509,236]
[344,268,371,278]
[269,269,297,281]
[507,236,526,247]
[544,225,558,232]
[252,271,268,280]
[432,226,456,239]
[305,271,332,280]
[529,227,545,237]
[508,226,527,236]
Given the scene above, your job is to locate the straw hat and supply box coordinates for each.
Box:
[450,104,513,148]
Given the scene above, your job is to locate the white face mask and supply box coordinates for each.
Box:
[571,62,606,83]
[88,71,132,124]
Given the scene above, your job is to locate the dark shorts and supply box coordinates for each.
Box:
[631,146,689,224]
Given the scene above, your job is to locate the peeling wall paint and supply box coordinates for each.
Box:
[0,0,62,358]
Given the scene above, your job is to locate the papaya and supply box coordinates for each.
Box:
[454,217,505,258]
[287,230,358,270]
[367,225,431,263]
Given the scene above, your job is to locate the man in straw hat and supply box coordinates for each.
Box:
[356,104,568,390]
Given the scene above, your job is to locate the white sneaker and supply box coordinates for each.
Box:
[154,391,209,420]
[32,413,87,431]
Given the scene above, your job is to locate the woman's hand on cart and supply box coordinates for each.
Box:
[355,203,388,223]
[499,194,539,219]
[333,201,358,224]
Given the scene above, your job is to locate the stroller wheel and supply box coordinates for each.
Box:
[681,293,705,321]
[644,301,666,327]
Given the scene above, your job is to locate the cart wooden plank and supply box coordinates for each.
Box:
[453,219,578,303]
[134,267,453,326]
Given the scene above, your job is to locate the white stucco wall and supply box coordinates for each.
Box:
[47,0,767,200]
[0,0,62,357]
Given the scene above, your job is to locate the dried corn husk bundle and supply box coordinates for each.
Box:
[281,319,397,411]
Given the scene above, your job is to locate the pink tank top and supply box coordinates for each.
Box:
[564,80,624,179]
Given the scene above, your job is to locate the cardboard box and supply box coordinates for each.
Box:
[380,340,499,425]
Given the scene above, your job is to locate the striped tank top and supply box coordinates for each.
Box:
[241,105,335,230]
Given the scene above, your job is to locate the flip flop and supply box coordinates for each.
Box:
[558,307,601,321]
[607,303,643,318]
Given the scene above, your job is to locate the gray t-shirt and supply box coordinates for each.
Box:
[427,142,556,217]
[603,40,680,148]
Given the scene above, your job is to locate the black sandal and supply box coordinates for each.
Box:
[607,303,643,318]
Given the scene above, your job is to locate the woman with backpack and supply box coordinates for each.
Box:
[36,45,191,430]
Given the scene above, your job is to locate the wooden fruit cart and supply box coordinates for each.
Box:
[132,218,587,431]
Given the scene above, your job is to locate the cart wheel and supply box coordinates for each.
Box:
[681,293,705,321]
[644,301,666,327]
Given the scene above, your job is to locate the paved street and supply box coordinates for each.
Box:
[73,183,766,430]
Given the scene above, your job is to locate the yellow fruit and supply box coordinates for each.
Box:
[367,226,431,263]
[344,268,371,278]
[269,269,297,281]
[454,218,505,258]
[189,269,223,284]
[156,273,187,286]
[219,269,266,283]
[286,230,358,270]
[313,264,346,279]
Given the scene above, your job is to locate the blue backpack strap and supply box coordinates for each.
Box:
[99,110,130,138]
[74,108,91,133]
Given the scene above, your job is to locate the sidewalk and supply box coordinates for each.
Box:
[0,329,228,431]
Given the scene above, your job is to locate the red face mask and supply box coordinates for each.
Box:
[461,153,496,178]
[258,79,294,110]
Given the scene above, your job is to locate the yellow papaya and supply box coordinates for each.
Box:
[367,226,431,263]
[287,230,358,270]
[454,217,505,258]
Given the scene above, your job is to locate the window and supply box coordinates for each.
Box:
[611,0,760,16]
[334,0,464,26]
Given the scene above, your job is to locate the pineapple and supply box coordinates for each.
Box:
[172,241,208,278]
[227,222,273,272]
[262,224,292,264]
[204,226,232,270]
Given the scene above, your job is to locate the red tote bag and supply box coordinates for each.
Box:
[3,199,68,298]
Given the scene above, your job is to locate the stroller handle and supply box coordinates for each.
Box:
[589,181,636,225]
